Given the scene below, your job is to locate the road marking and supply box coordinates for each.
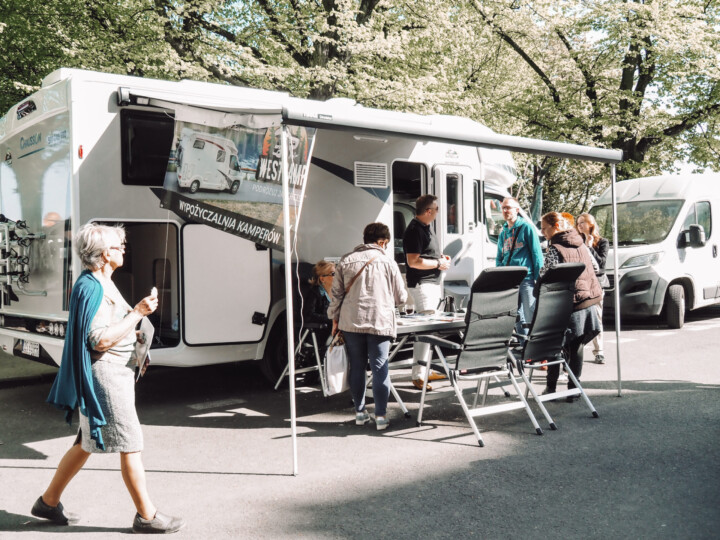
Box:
[647,332,675,337]
[188,398,246,410]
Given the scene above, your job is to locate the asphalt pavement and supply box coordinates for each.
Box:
[1,307,719,539]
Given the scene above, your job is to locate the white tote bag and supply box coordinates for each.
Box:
[324,333,349,396]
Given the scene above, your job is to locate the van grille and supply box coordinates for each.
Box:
[354,162,388,188]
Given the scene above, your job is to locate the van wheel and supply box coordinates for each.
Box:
[260,320,321,387]
[666,284,685,329]
[230,180,240,194]
[189,180,200,194]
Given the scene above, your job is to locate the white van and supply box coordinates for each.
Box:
[0,68,617,381]
[590,173,720,328]
[176,128,245,194]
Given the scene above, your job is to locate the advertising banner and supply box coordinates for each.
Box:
[153,116,315,250]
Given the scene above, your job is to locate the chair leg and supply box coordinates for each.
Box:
[416,355,433,426]
[311,331,329,397]
[520,369,556,430]
[388,380,410,417]
[472,379,483,409]
[506,373,543,435]
[274,329,309,390]
[449,371,485,447]
[482,376,492,406]
[565,365,599,418]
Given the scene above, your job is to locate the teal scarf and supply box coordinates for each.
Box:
[47,270,107,450]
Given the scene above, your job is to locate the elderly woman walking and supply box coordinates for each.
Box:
[31,223,184,534]
[329,222,407,431]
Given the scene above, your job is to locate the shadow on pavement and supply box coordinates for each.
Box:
[276,384,720,539]
[0,510,128,533]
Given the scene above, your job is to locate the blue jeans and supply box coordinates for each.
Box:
[343,332,392,418]
[516,278,537,338]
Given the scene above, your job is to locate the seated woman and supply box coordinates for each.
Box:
[300,260,335,344]
[539,212,603,401]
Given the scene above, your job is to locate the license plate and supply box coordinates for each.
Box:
[21,340,40,357]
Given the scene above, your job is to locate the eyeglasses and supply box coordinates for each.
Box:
[501,206,518,211]
[321,272,335,277]
[108,244,125,252]
[426,206,439,213]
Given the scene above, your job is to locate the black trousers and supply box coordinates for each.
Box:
[546,336,584,391]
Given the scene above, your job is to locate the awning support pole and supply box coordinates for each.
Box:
[280,125,299,474]
[610,164,622,397]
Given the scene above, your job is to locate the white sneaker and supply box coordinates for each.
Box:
[558,371,569,383]
[355,410,370,425]
[376,416,390,431]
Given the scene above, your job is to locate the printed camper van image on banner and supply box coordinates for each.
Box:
[154,121,316,250]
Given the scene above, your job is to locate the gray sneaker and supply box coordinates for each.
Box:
[31,496,79,525]
[355,410,371,425]
[376,416,390,431]
[595,354,605,364]
[132,511,186,534]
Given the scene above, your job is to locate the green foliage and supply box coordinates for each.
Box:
[1,0,718,213]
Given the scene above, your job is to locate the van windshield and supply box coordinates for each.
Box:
[590,200,683,245]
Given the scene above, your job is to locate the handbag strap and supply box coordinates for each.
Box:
[345,255,378,293]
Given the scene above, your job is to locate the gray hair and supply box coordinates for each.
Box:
[75,223,126,270]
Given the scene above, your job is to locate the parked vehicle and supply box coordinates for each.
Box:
[0,68,614,381]
[590,173,720,328]
[176,128,245,194]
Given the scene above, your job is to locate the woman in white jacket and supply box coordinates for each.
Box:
[328,223,407,431]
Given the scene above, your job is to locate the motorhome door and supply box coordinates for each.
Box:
[182,224,271,344]
[432,165,484,301]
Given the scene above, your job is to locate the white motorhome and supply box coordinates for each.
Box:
[0,69,616,381]
[176,128,245,194]
[590,174,720,328]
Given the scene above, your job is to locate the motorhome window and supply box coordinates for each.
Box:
[682,201,712,239]
[484,192,505,243]
[193,139,205,150]
[590,200,683,245]
[446,174,461,234]
[216,150,225,162]
[230,155,240,171]
[473,180,483,225]
[16,100,37,119]
[120,109,174,186]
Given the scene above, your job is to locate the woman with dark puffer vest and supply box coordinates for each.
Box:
[539,212,603,402]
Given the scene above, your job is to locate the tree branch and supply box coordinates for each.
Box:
[472,1,575,123]
[555,28,600,122]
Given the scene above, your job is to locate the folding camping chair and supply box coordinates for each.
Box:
[414,266,552,447]
[506,263,599,421]
[275,263,330,395]
[275,321,330,396]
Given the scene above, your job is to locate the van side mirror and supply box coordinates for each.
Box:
[679,224,706,248]
[688,224,706,247]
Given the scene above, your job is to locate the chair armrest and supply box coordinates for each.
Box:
[302,322,329,330]
[416,335,461,349]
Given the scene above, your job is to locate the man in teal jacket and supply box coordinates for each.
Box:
[496,197,544,338]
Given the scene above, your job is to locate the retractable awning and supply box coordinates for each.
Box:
[283,101,623,164]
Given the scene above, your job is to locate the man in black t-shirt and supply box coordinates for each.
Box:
[403,194,450,390]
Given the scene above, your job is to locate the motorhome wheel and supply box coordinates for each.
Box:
[260,320,320,387]
[230,180,240,194]
[190,180,200,193]
[666,284,685,329]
